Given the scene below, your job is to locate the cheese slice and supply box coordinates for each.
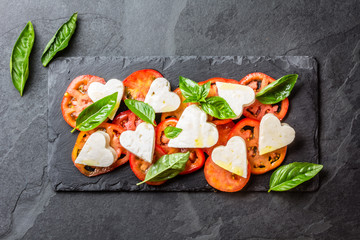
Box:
[75,131,117,167]
[119,122,155,163]
[216,82,255,119]
[144,78,180,113]
[87,79,124,120]
[168,105,219,148]
[211,136,248,178]
[259,113,295,155]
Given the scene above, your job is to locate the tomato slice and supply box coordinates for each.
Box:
[239,72,289,120]
[61,75,106,128]
[204,157,251,192]
[71,123,129,177]
[129,145,167,185]
[123,69,163,101]
[203,121,235,156]
[112,110,143,131]
[228,118,287,174]
[155,118,178,153]
[161,88,191,121]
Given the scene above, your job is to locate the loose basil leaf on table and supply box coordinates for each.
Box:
[124,99,156,126]
[137,152,190,185]
[256,74,298,104]
[72,92,118,133]
[41,12,78,67]
[179,76,210,102]
[200,96,237,119]
[10,21,35,96]
[268,162,323,192]
[164,126,182,139]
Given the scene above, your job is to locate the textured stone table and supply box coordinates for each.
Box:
[0,1,359,239]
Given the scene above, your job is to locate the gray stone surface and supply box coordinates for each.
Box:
[48,56,318,192]
[0,0,359,239]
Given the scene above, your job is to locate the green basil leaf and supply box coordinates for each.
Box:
[164,126,182,139]
[199,81,211,102]
[268,162,323,192]
[124,99,156,126]
[256,74,298,104]
[179,76,201,99]
[137,152,190,185]
[41,12,78,67]
[200,96,237,119]
[183,96,200,103]
[73,92,118,132]
[10,21,35,96]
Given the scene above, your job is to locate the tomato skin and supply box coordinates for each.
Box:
[129,145,167,185]
[179,148,205,175]
[228,118,287,175]
[112,110,143,131]
[204,157,251,192]
[239,72,289,121]
[61,75,106,128]
[123,69,163,101]
[71,123,129,177]
[203,121,235,156]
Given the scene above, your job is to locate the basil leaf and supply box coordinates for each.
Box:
[137,152,190,185]
[164,126,182,139]
[268,162,323,192]
[256,74,298,104]
[183,96,200,103]
[41,12,77,67]
[10,21,35,96]
[179,76,201,99]
[199,81,211,102]
[73,92,118,132]
[124,99,156,126]
[200,96,237,119]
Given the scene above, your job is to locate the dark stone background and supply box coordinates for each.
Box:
[0,1,359,239]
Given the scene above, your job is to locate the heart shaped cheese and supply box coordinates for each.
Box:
[119,122,155,163]
[144,78,180,113]
[211,136,248,178]
[259,113,295,155]
[75,131,117,167]
[216,82,255,119]
[88,79,124,120]
[168,105,219,148]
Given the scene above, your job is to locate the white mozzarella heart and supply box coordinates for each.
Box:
[87,79,124,120]
[216,82,255,119]
[259,113,295,155]
[144,78,180,113]
[168,105,219,148]
[75,131,117,167]
[212,136,248,178]
[119,122,155,163]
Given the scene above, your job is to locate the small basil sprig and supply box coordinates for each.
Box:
[72,92,118,133]
[137,152,190,185]
[179,76,236,119]
[124,99,156,126]
[164,126,182,139]
[10,21,35,96]
[41,12,78,67]
[268,162,323,192]
[256,74,298,104]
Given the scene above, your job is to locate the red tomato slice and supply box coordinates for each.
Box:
[129,145,167,185]
[204,157,251,192]
[161,88,192,122]
[228,118,287,175]
[112,110,143,131]
[155,118,205,174]
[71,123,129,177]
[61,75,106,128]
[203,121,235,156]
[239,72,289,121]
[123,69,163,101]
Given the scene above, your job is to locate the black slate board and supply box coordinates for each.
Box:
[48,56,319,192]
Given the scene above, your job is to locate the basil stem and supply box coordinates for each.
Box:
[137,152,190,185]
[200,96,237,119]
[10,21,35,96]
[124,99,156,126]
[41,12,78,67]
[268,162,323,192]
[164,126,182,139]
[72,92,118,133]
[256,74,298,104]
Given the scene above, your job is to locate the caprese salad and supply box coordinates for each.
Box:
[61,69,318,192]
